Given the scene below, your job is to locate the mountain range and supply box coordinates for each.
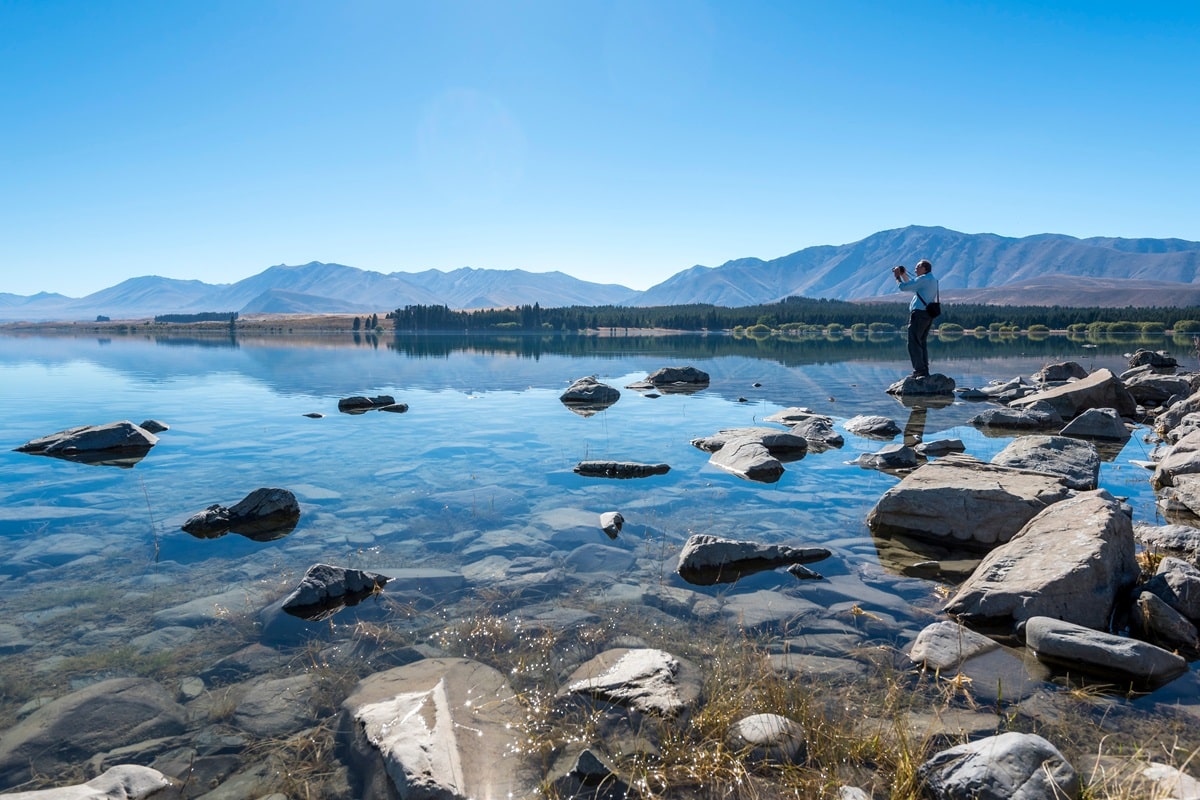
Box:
[4,225,1200,322]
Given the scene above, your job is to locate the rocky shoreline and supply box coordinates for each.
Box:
[4,353,1200,798]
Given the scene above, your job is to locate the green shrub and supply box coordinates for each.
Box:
[1174,320,1200,334]
[1028,324,1050,334]
[867,322,897,333]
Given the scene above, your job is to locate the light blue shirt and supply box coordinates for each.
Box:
[898,272,938,313]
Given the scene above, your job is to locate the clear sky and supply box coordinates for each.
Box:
[3,1,1198,297]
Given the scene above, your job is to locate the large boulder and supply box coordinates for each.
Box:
[1009,368,1137,419]
[1024,616,1188,688]
[340,658,536,800]
[1128,348,1178,370]
[969,401,1063,431]
[0,679,186,789]
[1139,556,1200,620]
[990,435,1100,491]
[918,732,1080,800]
[1124,372,1192,406]
[866,454,1073,548]
[627,366,710,394]
[943,490,1139,632]
[675,533,831,585]
[1151,428,1200,490]
[885,373,956,396]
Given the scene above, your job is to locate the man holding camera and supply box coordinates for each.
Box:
[893,259,938,378]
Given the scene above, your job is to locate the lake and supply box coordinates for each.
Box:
[0,329,1190,796]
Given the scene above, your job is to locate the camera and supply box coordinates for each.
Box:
[892,265,907,278]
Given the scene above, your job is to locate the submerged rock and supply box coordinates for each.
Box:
[599,511,624,539]
[0,765,176,799]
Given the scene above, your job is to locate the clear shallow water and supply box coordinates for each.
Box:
[0,330,1181,790]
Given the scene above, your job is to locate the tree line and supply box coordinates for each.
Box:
[388,297,1200,333]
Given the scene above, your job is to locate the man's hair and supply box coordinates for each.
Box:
[916,259,932,271]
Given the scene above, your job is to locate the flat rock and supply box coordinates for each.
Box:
[1024,615,1188,687]
[918,731,1081,800]
[885,373,957,396]
[675,533,831,585]
[854,443,918,471]
[1134,522,1200,561]
[866,454,1073,548]
[915,438,965,456]
[943,490,1138,631]
[1010,367,1137,419]
[560,647,701,716]
[990,435,1100,491]
[340,658,534,800]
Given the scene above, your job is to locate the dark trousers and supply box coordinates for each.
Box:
[907,310,933,376]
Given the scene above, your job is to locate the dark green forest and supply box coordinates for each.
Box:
[389,297,1200,333]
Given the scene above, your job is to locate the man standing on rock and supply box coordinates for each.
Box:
[893,259,938,378]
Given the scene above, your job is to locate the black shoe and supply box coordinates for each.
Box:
[910,371,929,379]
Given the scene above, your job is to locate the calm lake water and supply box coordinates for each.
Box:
[0,329,1187,791]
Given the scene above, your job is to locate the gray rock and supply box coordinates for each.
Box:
[1131,589,1200,657]
[573,461,670,478]
[855,443,918,471]
[727,713,806,764]
[340,658,535,800]
[1059,407,1132,442]
[969,401,1063,431]
[15,420,159,455]
[138,419,169,434]
[990,435,1100,491]
[560,376,620,407]
[0,678,187,788]
[1134,522,1200,561]
[181,487,301,539]
[0,764,175,799]
[907,620,999,672]
[885,373,957,396]
[690,426,808,457]
[281,563,389,621]
[918,731,1081,800]
[675,533,831,585]
[704,435,785,482]
[866,454,1073,548]
[599,511,624,538]
[1153,428,1200,490]
[844,414,901,439]
[1129,348,1178,369]
[965,375,1038,402]
[761,407,819,425]
[914,438,965,456]
[1141,556,1200,620]
[560,648,702,716]
[1156,388,1200,440]
[378,402,409,413]
[337,394,395,413]
[944,490,1138,631]
[546,748,632,800]
[643,365,710,387]
[790,416,845,449]
[1033,361,1089,384]
[1024,615,1188,687]
[1125,372,1192,405]
[1010,367,1137,419]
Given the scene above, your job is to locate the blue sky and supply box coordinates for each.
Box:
[3,1,1198,296]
